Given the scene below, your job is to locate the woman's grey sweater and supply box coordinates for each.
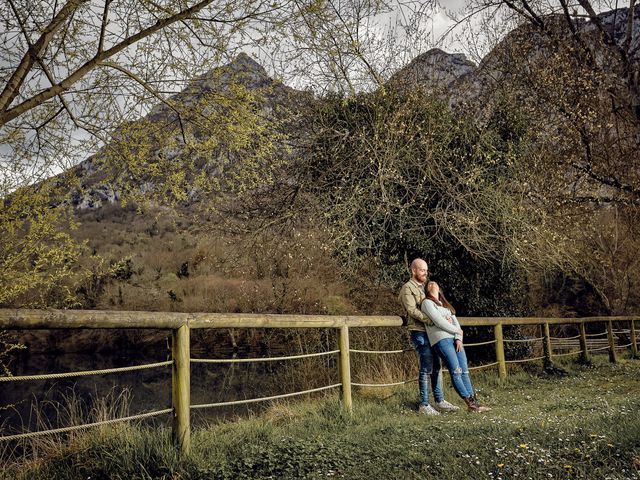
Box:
[421,299,463,347]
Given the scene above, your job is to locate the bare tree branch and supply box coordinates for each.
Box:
[0,0,87,112]
[97,0,112,55]
[0,0,219,127]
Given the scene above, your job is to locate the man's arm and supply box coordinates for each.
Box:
[399,284,433,326]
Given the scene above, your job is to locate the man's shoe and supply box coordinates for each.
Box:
[418,404,441,415]
[434,400,460,412]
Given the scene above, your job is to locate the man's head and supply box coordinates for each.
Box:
[410,258,428,284]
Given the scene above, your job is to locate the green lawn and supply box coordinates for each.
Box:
[3,356,640,479]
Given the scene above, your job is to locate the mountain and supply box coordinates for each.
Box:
[385,7,640,115]
[386,47,476,92]
[452,6,640,109]
[4,5,638,328]
[67,53,309,210]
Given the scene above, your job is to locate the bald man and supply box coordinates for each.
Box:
[398,258,459,414]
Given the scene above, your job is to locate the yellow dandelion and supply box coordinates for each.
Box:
[497,464,505,468]
[564,465,573,470]
[607,443,615,448]
[518,444,528,449]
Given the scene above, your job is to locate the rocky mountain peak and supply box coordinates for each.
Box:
[191,52,272,92]
[387,47,476,92]
[146,53,273,121]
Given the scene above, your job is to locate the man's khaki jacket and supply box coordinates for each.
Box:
[398,279,434,332]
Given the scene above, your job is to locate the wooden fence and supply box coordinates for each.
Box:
[1,309,638,455]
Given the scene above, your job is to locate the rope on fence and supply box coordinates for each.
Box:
[468,362,499,370]
[616,343,633,349]
[588,345,613,352]
[505,355,546,364]
[550,335,581,341]
[553,350,582,358]
[191,350,339,364]
[349,348,413,354]
[464,339,497,347]
[504,337,544,343]
[613,329,630,334]
[0,361,174,382]
[585,332,608,337]
[190,384,342,410]
[0,408,173,442]
[352,378,417,388]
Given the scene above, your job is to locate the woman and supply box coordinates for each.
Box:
[421,281,491,413]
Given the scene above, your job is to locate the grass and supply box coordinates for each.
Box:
[2,356,640,479]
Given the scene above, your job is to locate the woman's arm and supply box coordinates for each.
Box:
[421,300,463,336]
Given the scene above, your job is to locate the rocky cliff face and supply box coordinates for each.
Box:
[451,6,639,110]
[385,6,640,111]
[386,47,476,93]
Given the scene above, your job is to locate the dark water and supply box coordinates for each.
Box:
[1,331,338,437]
[1,350,172,435]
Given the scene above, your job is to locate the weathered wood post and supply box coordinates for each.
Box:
[543,322,553,369]
[579,322,590,364]
[630,319,638,358]
[494,323,507,381]
[172,324,191,454]
[338,324,353,413]
[607,320,617,363]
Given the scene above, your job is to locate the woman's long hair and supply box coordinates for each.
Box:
[426,282,456,314]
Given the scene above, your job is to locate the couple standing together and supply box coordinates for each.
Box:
[399,258,490,414]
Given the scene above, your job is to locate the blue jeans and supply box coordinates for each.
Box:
[410,331,443,405]
[432,337,474,399]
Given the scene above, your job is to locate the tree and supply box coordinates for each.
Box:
[266,0,442,95]
[456,0,640,313]
[286,87,533,313]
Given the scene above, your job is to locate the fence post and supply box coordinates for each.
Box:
[338,324,353,413]
[172,324,191,454]
[543,323,553,369]
[607,320,617,363]
[494,323,507,381]
[630,319,638,358]
[579,321,590,364]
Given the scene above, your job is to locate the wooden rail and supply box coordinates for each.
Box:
[1,309,639,455]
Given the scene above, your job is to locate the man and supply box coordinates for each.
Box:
[398,258,459,415]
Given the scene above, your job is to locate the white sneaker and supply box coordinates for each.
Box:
[434,400,460,412]
[418,404,441,415]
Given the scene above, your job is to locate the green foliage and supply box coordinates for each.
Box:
[0,331,25,378]
[305,88,527,259]
[0,182,86,308]
[109,256,135,281]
